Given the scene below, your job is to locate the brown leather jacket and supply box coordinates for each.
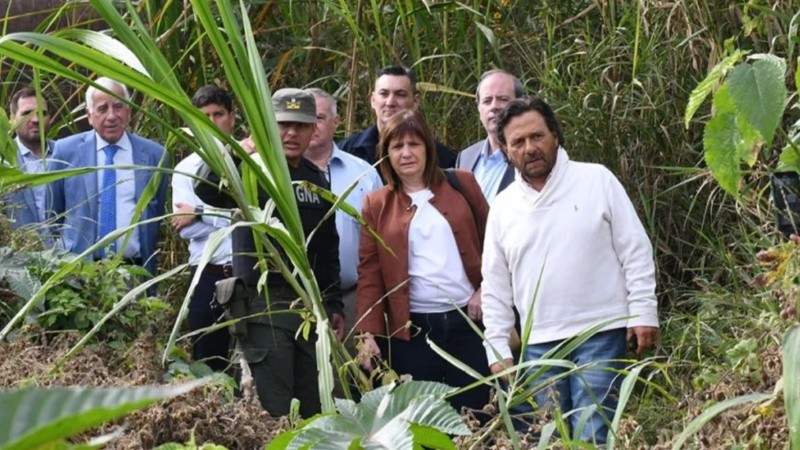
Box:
[356,169,489,340]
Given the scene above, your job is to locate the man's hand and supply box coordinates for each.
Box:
[239,135,257,155]
[330,313,345,342]
[627,326,659,356]
[467,288,482,321]
[490,357,514,382]
[171,202,197,231]
[357,333,381,372]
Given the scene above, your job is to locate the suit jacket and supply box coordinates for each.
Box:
[339,125,457,169]
[456,139,515,198]
[4,139,54,231]
[356,169,489,340]
[47,131,169,274]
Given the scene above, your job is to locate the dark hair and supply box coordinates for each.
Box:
[377,109,441,189]
[191,85,233,112]
[376,65,417,95]
[475,69,525,103]
[496,95,564,146]
[9,86,47,115]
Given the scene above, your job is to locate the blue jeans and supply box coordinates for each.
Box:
[520,328,626,444]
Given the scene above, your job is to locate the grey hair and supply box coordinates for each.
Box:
[86,77,131,111]
[306,87,337,117]
[475,69,525,103]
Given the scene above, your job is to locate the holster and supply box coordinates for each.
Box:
[215,277,249,339]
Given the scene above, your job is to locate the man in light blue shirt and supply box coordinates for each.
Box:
[305,88,382,337]
[4,86,54,236]
[456,70,525,205]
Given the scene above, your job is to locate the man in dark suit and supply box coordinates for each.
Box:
[4,86,54,235]
[47,77,169,275]
[456,69,524,205]
[338,65,456,169]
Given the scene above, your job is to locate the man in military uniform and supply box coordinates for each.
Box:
[195,88,343,418]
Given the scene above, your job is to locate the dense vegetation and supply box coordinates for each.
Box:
[1,0,799,448]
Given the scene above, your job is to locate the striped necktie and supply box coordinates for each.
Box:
[98,144,118,255]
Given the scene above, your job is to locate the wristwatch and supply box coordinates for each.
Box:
[194,204,204,219]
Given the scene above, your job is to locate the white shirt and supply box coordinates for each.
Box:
[172,152,232,265]
[407,188,473,313]
[95,133,140,259]
[325,145,382,289]
[481,148,658,364]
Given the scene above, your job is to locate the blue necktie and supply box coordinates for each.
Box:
[98,144,118,255]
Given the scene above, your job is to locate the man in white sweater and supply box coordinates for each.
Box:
[481,96,659,444]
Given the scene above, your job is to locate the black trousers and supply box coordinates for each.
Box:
[380,306,490,412]
[187,266,231,372]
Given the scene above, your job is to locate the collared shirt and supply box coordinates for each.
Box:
[472,141,509,205]
[172,152,232,265]
[95,132,140,259]
[406,188,473,313]
[326,144,382,289]
[16,136,49,222]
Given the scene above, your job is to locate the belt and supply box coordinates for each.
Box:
[342,284,357,295]
[202,263,233,277]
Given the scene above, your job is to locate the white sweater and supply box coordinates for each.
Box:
[481,148,658,364]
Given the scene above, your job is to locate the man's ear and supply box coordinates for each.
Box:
[412,93,420,111]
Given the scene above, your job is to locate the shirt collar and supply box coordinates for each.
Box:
[16,136,50,159]
[329,143,347,166]
[95,131,132,152]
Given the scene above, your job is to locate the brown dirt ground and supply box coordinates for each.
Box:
[0,327,286,448]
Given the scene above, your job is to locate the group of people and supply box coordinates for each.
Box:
[4,66,659,445]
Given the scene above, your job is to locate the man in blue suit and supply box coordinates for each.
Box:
[3,86,54,236]
[47,77,169,275]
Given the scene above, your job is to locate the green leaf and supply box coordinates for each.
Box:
[408,424,456,449]
[684,49,748,128]
[671,392,773,450]
[265,430,298,450]
[726,55,787,146]
[606,363,649,447]
[783,325,800,449]
[0,380,208,449]
[703,84,762,197]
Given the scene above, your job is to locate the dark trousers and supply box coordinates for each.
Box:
[381,307,490,412]
[187,266,231,372]
[240,323,321,418]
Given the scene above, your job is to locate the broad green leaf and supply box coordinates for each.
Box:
[726,57,787,146]
[265,430,299,450]
[0,380,208,450]
[399,395,470,436]
[372,381,456,431]
[671,392,773,450]
[784,325,800,449]
[408,424,455,450]
[684,49,747,128]
[703,85,762,197]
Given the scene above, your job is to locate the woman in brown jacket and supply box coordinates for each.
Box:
[355,109,490,412]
